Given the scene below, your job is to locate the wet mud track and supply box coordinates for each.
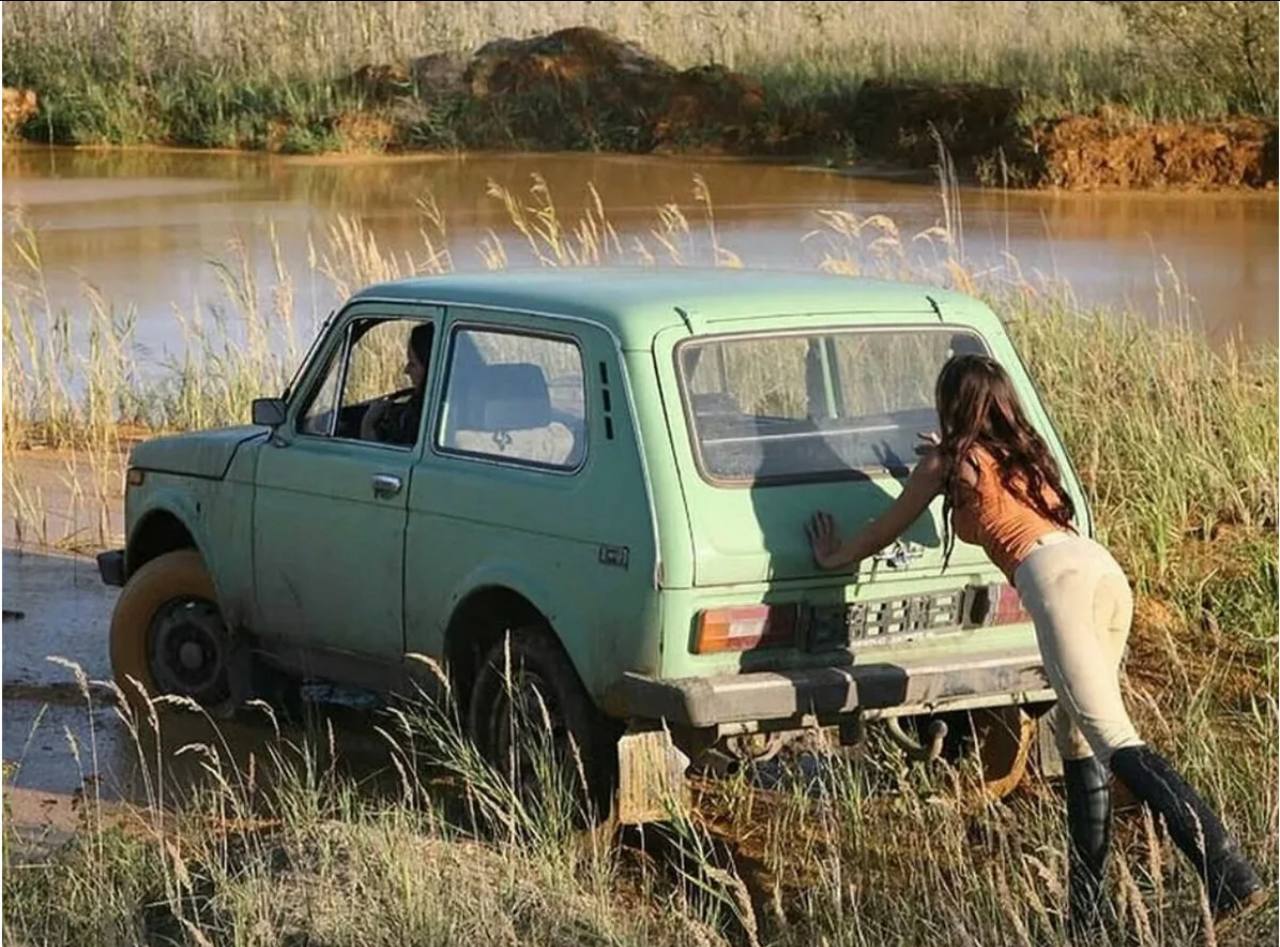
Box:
[1,547,417,835]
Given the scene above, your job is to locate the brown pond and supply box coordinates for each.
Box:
[2,146,1276,358]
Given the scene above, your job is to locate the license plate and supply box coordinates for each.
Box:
[806,589,967,651]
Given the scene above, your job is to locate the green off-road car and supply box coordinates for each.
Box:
[99,269,1080,821]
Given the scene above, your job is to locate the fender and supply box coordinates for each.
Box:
[127,484,246,628]
[435,557,602,696]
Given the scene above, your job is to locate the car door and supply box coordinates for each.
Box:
[253,303,441,660]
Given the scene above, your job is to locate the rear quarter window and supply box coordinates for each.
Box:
[436,326,586,470]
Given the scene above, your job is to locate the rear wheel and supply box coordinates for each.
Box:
[466,628,618,828]
[110,549,235,713]
[973,706,1036,799]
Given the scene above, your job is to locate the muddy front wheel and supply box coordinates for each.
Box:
[110,549,233,712]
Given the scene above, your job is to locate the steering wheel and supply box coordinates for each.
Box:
[381,386,416,405]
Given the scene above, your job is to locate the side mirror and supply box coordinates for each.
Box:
[252,398,287,428]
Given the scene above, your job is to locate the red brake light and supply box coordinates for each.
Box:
[693,604,798,654]
[991,583,1031,625]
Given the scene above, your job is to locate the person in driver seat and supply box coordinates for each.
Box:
[361,323,434,446]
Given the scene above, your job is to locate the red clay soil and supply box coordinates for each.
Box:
[843,81,1277,189]
[1031,112,1277,190]
[3,86,37,139]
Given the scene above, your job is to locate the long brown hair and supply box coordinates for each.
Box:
[935,354,1075,567]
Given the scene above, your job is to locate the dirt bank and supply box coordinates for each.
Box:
[847,82,1277,190]
[1032,111,1277,190]
[7,26,1277,190]
[3,86,36,139]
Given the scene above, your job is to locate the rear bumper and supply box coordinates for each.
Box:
[97,549,125,587]
[604,647,1054,728]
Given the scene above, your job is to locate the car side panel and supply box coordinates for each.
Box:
[125,446,257,631]
[404,310,660,698]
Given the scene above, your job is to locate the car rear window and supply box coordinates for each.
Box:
[676,327,988,483]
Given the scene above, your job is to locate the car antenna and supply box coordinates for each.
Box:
[925,295,944,322]
[674,306,694,334]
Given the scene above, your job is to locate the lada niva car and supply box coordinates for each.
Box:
[99,268,1079,820]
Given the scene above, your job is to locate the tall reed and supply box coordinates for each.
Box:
[2,174,1275,945]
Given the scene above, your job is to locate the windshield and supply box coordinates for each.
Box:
[676,327,987,484]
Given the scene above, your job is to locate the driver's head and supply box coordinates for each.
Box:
[406,324,433,389]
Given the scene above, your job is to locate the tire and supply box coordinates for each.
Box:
[466,627,618,827]
[110,549,234,713]
[973,706,1036,800]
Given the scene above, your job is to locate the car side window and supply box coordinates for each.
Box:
[437,326,585,470]
[297,317,435,447]
[298,331,346,436]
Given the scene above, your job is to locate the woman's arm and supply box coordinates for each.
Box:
[807,450,947,572]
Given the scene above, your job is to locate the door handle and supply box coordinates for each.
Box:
[371,473,402,498]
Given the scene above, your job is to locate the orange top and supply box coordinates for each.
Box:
[950,446,1066,584]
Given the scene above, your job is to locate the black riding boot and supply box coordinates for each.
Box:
[1110,745,1264,920]
[1064,755,1112,936]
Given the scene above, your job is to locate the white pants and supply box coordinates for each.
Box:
[1014,534,1145,764]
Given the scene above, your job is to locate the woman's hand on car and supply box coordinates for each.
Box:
[807,511,853,571]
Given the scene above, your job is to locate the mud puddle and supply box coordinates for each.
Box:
[1,548,415,832]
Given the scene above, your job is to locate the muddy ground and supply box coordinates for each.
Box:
[1,546,423,843]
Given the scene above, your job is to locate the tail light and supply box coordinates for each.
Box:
[965,582,1032,626]
[990,583,1031,625]
[993,583,1031,624]
[692,604,798,654]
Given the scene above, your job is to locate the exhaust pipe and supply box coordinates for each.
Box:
[691,746,743,778]
[885,717,948,763]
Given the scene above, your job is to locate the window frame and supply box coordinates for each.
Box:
[673,323,991,488]
[431,320,589,476]
[291,313,438,454]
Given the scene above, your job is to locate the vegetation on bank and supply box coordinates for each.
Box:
[3,2,1277,187]
[3,176,1276,944]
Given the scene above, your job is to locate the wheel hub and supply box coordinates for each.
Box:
[179,641,204,670]
[148,598,230,704]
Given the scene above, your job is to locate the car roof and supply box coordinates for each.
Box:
[351,267,989,350]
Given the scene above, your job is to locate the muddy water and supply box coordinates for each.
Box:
[3,146,1276,354]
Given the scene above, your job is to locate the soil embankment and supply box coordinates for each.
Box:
[6,26,1276,190]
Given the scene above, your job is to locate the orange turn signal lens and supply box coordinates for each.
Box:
[693,604,798,654]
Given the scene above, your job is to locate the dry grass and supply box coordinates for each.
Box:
[3,651,1274,946]
[2,169,1274,946]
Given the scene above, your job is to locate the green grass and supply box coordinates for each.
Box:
[3,2,1275,153]
[3,173,1275,945]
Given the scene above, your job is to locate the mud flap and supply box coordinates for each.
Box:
[1034,706,1065,779]
[616,724,690,825]
[975,706,1036,800]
